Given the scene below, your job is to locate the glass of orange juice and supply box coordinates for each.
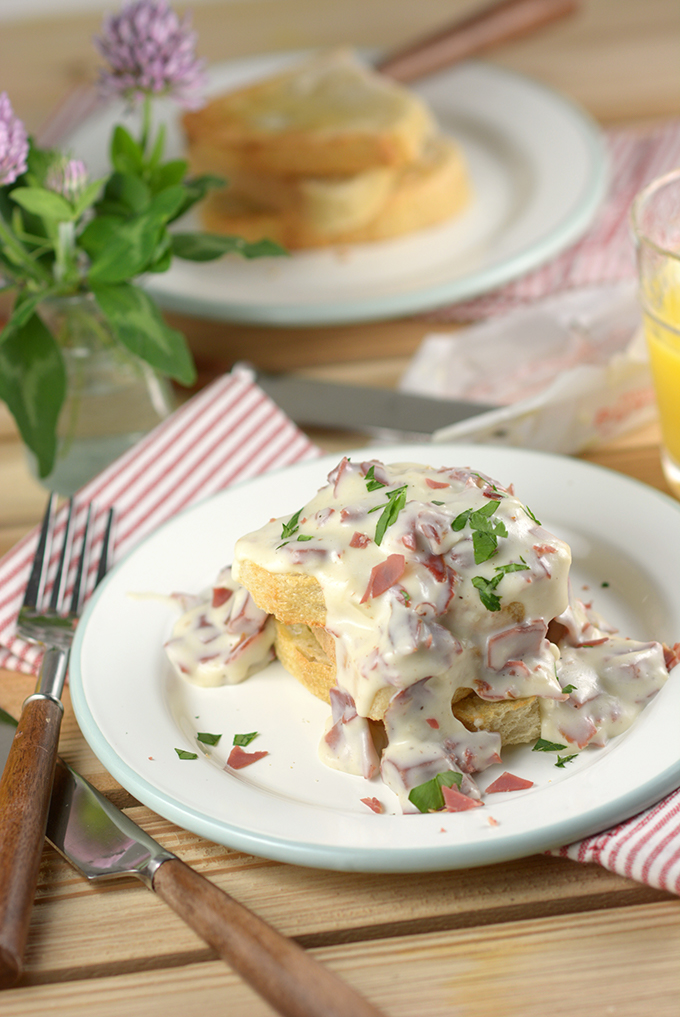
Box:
[631,168,680,498]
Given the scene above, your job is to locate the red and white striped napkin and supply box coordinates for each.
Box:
[425,117,680,322]
[0,365,320,676]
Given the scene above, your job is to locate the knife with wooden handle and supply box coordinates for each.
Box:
[376,0,580,82]
[0,708,385,1015]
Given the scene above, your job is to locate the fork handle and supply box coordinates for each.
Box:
[0,648,66,989]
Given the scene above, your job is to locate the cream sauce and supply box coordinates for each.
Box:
[164,565,275,687]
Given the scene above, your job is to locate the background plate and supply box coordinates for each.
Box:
[66,54,608,325]
[70,444,680,873]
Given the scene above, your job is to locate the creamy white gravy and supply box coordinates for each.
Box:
[172,460,671,810]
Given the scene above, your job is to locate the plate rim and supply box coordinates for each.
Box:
[67,55,609,326]
[69,443,680,873]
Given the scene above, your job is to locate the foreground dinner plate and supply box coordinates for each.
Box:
[66,54,607,326]
[70,444,680,872]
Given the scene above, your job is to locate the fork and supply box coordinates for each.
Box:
[0,494,114,988]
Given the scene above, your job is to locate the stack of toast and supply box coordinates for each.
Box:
[235,556,542,748]
[182,49,471,249]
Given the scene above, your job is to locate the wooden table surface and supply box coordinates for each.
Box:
[1,1,680,1014]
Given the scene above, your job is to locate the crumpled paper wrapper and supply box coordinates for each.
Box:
[401,283,656,454]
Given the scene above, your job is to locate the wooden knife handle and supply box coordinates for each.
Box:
[0,694,63,989]
[376,0,580,81]
[153,857,386,1017]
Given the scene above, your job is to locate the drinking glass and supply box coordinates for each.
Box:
[631,168,680,498]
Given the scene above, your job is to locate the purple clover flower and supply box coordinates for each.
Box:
[45,157,89,203]
[94,0,206,108]
[0,92,29,187]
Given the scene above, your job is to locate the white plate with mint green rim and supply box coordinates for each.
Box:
[69,443,680,873]
[64,53,608,327]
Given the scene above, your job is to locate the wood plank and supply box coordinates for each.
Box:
[3,902,680,1016]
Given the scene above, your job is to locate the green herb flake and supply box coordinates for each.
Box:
[369,484,408,546]
[555,754,579,768]
[561,684,577,694]
[297,534,313,542]
[196,732,222,746]
[471,575,502,612]
[601,581,610,588]
[408,771,463,813]
[233,731,259,747]
[431,500,445,506]
[524,505,541,525]
[281,508,303,540]
[174,748,198,760]
[365,465,386,492]
[532,738,567,753]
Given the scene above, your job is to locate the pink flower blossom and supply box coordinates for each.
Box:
[94,0,206,108]
[0,92,28,186]
[45,157,89,203]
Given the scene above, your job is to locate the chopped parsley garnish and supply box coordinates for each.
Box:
[561,684,577,694]
[431,500,445,506]
[233,731,259,747]
[297,534,313,541]
[368,484,408,546]
[281,508,303,540]
[197,732,222,746]
[471,558,529,611]
[452,500,507,564]
[365,465,386,492]
[174,748,198,760]
[532,738,567,752]
[555,754,578,768]
[524,505,541,525]
[408,771,463,813]
[601,581,610,588]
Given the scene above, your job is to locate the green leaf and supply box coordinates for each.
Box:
[471,575,502,612]
[9,186,73,221]
[561,684,577,694]
[408,771,463,813]
[150,158,188,192]
[452,508,471,531]
[369,484,408,546]
[472,529,499,564]
[146,184,186,223]
[196,732,222,746]
[0,288,56,341]
[91,281,196,385]
[171,231,287,262]
[110,124,145,175]
[555,754,578,768]
[174,748,198,760]
[72,178,106,219]
[532,738,567,752]
[82,213,164,283]
[281,508,302,540]
[233,732,259,747]
[0,311,65,477]
[365,465,386,492]
[98,171,151,216]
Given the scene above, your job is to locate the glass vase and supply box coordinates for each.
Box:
[31,292,176,495]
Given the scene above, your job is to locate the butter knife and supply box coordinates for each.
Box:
[0,708,385,1016]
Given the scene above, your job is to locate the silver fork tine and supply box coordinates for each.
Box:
[22,492,56,611]
[94,506,115,591]
[68,504,91,616]
[48,498,74,614]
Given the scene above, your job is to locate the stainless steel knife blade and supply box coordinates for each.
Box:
[0,707,384,1017]
[255,370,496,437]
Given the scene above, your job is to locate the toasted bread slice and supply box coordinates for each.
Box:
[198,135,470,248]
[183,49,435,178]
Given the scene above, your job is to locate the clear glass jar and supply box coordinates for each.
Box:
[31,292,176,495]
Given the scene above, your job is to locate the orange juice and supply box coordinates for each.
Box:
[642,284,680,494]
